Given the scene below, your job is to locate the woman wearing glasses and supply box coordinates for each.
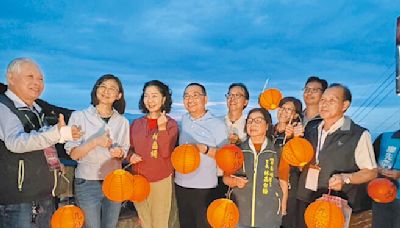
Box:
[273,97,304,228]
[65,74,130,228]
[223,108,284,228]
[128,80,178,228]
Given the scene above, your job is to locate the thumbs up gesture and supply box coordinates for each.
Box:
[57,114,66,130]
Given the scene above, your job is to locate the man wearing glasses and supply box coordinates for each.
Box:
[302,76,328,129]
[175,82,228,228]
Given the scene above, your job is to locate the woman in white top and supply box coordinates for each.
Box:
[65,74,130,228]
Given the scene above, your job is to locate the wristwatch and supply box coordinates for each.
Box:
[342,174,351,184]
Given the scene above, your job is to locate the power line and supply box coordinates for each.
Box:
[350,61,395,118]
[356,85,394,123]
[352,71,395,120]
[372,107,400,132]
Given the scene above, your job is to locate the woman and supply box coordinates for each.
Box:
[223,108,283,228]
[129,80,178,228]
[65,74,130,228]
[273,97,304,228]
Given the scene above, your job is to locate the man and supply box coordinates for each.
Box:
[224,83,249,145]
[296,83,377,228]
[302,76,328,128]
[0,58,81,227]
[175,83,228,228]
[372,130,400,228]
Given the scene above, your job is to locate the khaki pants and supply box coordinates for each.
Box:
[134,175,172,228]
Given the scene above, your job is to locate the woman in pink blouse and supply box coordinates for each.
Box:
[129,80,178,228]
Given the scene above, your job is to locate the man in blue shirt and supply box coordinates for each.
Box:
[175,82,228,228]
[372,130,400,228]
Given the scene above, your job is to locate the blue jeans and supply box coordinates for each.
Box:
[372,199,400,228]
[0,197,54,228]
[75,178,121,228]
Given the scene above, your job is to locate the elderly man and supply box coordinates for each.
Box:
[175,82,228,228]
[0,58,81,228]
[296,83,377,228]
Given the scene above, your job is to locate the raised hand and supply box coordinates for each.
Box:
[129,153,143,164]
[96,130,112,148]
[71,125,83,140]
[57,114,66,130]
[157,111,168,131]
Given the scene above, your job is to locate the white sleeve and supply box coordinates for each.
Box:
[64,111,83,154]
[355,131,377,169]
[0,103,61,153]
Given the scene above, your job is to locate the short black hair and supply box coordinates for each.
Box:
[90,74,126,114]
[139,80,173,113]
[329,83,352,103]
[228,83,250,100]
[305,76,328,92]
[184,83,207,96]
[244,108,274,139]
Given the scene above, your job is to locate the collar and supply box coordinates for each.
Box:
[318,116,349,135]
[5,89,42,112]
[248,137,268,153]
[88,105,117,119]
[188,110,212,121]
[224,113,245,125]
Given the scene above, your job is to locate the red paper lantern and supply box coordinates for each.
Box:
[102,169,135,202]
[171,144,200,174]
[367,178,397,203]
[51,205,84,228]
[305,200,345,228]
[216,144,244,175]
[207,198,239,228]
[130,174,151,202]
[259,88,283,110]
[282,137,314,167]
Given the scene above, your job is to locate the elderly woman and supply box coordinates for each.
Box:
[223,108,284,228]
[129,80,178,228]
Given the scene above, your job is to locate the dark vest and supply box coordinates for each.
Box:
[297,117,372,213]
[0,94,54,204]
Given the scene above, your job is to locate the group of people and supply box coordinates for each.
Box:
[0,57,399,228]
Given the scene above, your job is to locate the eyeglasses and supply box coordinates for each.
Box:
[246,117,265,124]
[225,93,245,100]
[183,93,205,100]
[98,85,119,94]
[279,107,295,113]
[303,87,322,94]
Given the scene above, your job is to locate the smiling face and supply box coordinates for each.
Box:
[183,85,207,117]
[319,87,350,123]
[246,111,268,139]
[226,86,248,112]
[143,85,166,114]
[277,101,297,124]
[95,79,122,106]
[7,62,44,106]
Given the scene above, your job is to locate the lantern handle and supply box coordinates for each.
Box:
[261,78,270,93]
[226,187,234,199]
[282,115,293,145]
[123,163,133,170]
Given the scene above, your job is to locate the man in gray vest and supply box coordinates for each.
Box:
[0,58,81,228]
[296,83,377,228]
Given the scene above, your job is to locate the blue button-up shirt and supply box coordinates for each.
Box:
[175,111,228,189]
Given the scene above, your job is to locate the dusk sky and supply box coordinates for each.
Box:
[1,0,399,137]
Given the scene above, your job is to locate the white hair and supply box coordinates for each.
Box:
[6,57,42,75]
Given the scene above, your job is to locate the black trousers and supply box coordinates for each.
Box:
[295,200,309,228]
[175,184,216,228]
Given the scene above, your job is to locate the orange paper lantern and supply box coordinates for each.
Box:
[130,174,151,202]
[171,144,201,174]
[102,169,135,202]
[216,144,244,175]
[207,198,239,228]
[282,137,314,167]
[367,178,397,203]
[51,205,84,228]
[304,200,345,228]
[259,88,283,110]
